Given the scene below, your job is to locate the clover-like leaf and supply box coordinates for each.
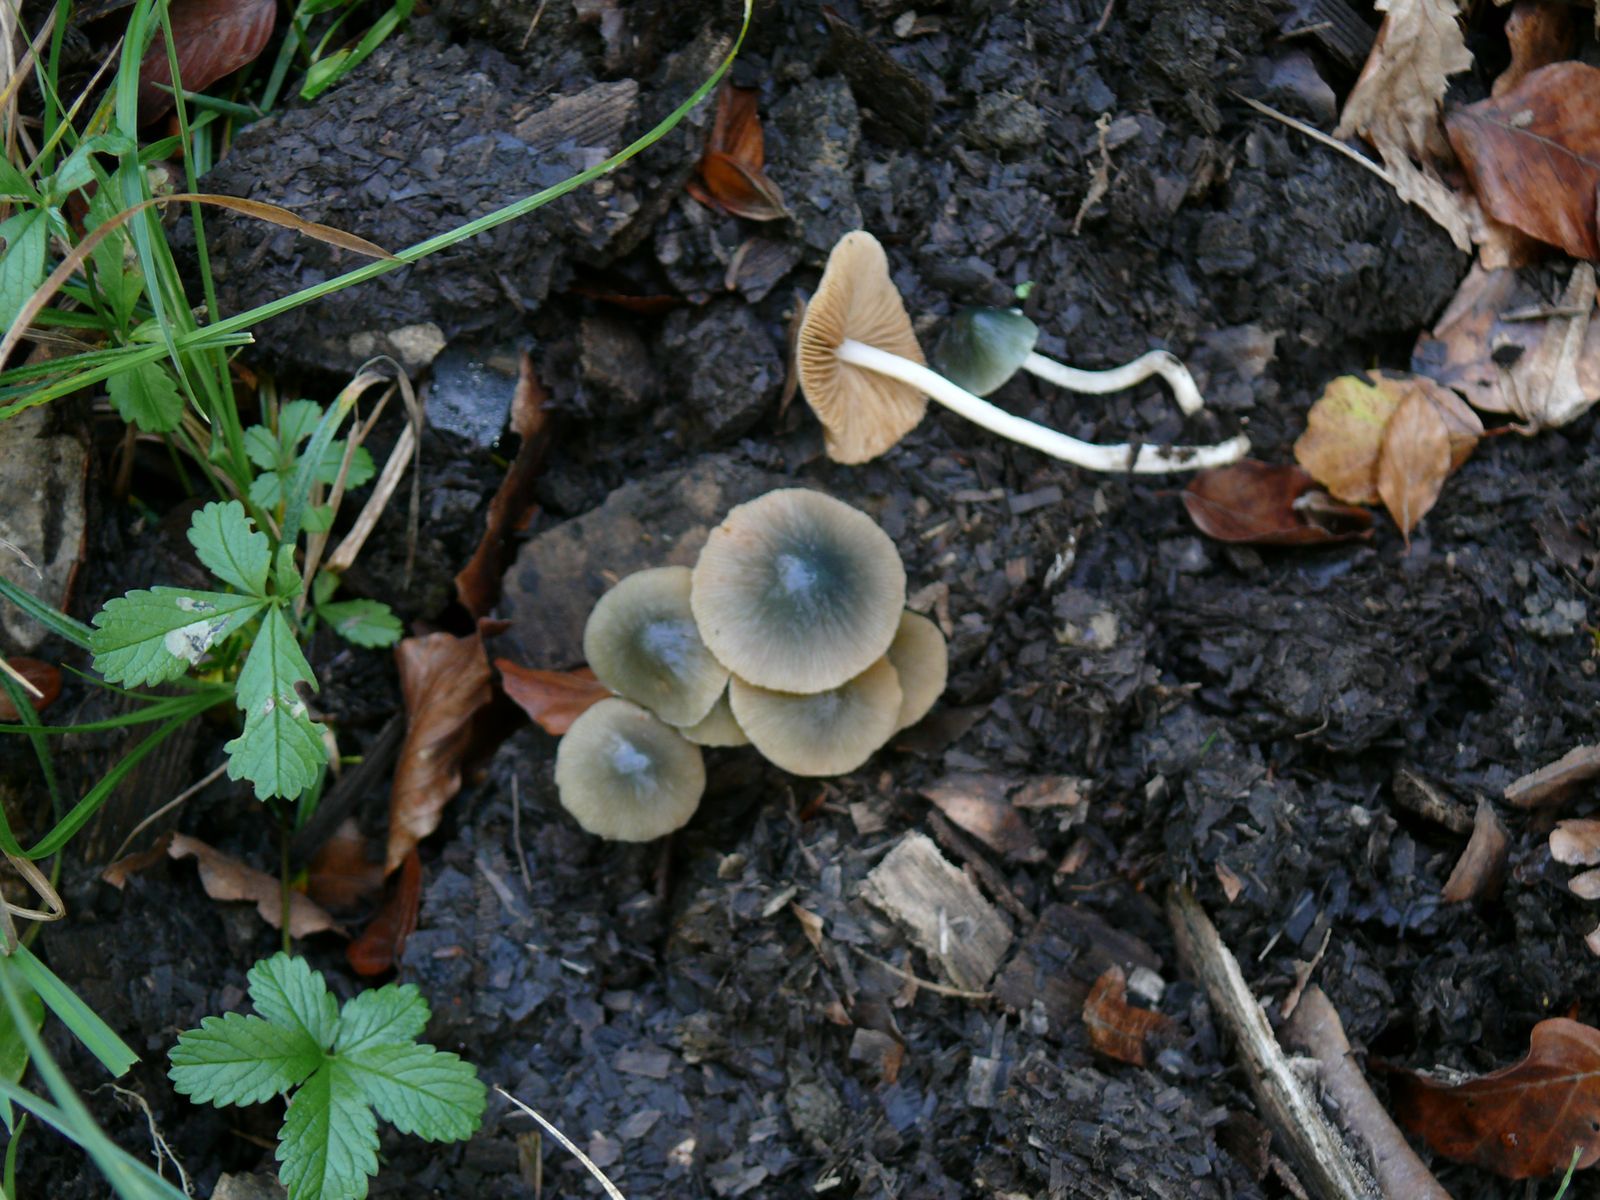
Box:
[333,983,429,1055]
[277,1059,378,1200]
[168,1013,322,1106]
[247,954,338,1050]
[342,1043,486,1142]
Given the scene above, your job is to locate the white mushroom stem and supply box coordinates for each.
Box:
[836,340,1247,474]
[1022,350,1205,416]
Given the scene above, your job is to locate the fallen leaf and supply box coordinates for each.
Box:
[1390,1018,1600,1178]
[1183,460,1374,545]
[101,832,175,889]
[1493,2,1575,98]
[168,833,341,938]
[1441,797,1510,901]
[385,632,493,873]
[0,658,60,719]
[138,0,276,122]
[496,660,612,735]
[454,354,554,618]
[920,774,1046,864]
[1505,744,1600,807]
[347,847,421,976]
[1446,62,1600,260]
[1414,263,1600,424]
[1552,819,1600,866]
[1376,389,1454,543]
[1082,964,1173,1068]
[1295,373,1406,505]
[305,818,384,911]
[689,83,788,222]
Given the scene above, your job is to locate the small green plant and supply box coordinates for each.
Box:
[246,399,375,532]
[169,954,485,1200]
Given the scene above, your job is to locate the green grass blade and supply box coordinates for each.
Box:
[0,574,93,650]
[7,947,137,1077]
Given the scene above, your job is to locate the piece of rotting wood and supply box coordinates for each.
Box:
[1168,886,1379,1200]
[862,832,1013,992]
[1504,744,1600,808]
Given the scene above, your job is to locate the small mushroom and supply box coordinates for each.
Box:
[797,230,1249,471]
[936,306,1203,415]
[729,658,902,777]
[885,611,947,732]
[583,566,729,727]
[555,698,705,841]
[675,688,749,747]
[691,489,905,694]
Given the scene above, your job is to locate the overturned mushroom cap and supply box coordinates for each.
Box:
[729,658,902,777]
[691,489,906,694]
[583,566,729,727]
[886,611,947,731]
[798,231,929,464]
[675,688,749,747]
[555,698,706,841]
[934,308,1038,397]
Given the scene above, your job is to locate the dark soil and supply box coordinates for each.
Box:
[10,1,1600,1198]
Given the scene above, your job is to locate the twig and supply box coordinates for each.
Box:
[106,762,229,866]
[1167,886,1379,1200]
[1231,92,1394,188]
[847,944,993,1001]
[510,776,533,893]
[496,1086,626,1200]
[0,655,42,699]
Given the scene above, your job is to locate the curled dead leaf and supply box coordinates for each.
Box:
[496,660,612,736]
[305,818,385,911]
[690,82,788,222]
[385,632,493,873]
[138,0,276,121]
[1493,2,1575,98]
[1440,797,1509,902]
[1389,1018,1600,1179]
[1182,460,1373,545]
[168,833,341,938]
[348,848,422,976]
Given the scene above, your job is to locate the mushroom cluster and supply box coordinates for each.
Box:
[554,489,947,841]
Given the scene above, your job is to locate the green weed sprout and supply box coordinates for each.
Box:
[169,954,485,1200]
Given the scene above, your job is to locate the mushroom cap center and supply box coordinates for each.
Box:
[637,616,702,673]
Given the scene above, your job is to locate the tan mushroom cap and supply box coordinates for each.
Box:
[555,698,705,841]
[729,657,902,777]
[583,566,729,727]
[691,489,906,694]
[798,231,929,464]
[886,611,947,731]
[675,688,749,748]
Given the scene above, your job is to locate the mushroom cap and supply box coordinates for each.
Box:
[934,307,1039,397]
[555,698,706,841]
[691,488,906,693]
[729,657,902,776]
[583,566,729,727]
[675,688,749,747]
[797,230,929,464]
[886,611,947,731]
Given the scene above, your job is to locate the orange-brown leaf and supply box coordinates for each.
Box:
[1493,2,1574,98]
[384,632,493,874]
[1183,461,1373,545]
[138,0,277,122]
[1294,373,1406,505]
[1445,62,1600,260]
[496,660,612,735]
[1082,965,1173,1067]
[1390,1018,1600,1179]
[699,151,789,222]
[1377,389,1453,543]
[168,833,342,938]
[709,84,766,170]
[305,818,385,911]
[0,658,60,720]
[347,847,422,976]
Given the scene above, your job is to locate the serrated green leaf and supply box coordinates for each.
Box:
[316,442,375,489]
[301,504,334,533]
[276,544,303,600]
[317,600,402,649]
[313,571,340,608]
[0,159,35,199]
[246,955,339,1050]
[342,1043,485,1141]
[106,360,184,432]
[244,425,283,473]
[333,984,429,1055]
[188,500,270,596]
[249,470,287,510]
[0,208,48,332]
[90,588,265,686]
[86,186,143,327]
[225,608,325,800]
[279,400,324,449]
[278,1059,378,1200]
[167,1013,322,1106]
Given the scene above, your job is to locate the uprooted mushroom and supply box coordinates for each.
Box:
[797,230,1248,471]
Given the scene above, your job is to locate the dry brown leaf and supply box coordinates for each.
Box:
[348,848,422,976]
[138,0,276,121]
[496,660,612,736]
[1376,389,1452,543]
[305,818,384,911]
[1494,2,1575,98]
[1082,965,1174,1068]
[1295,373,1407,504]
[1182,460,1374,545]
[385,632,493,873]
[1446,62,1600,261]
[920,774,1045,864]
[1440,797,1510,902]
[690,82,788,222]
[168,833,341,938]
[1551,818,1600,866]
[698,152,789,222]
[1389,1018,1600,1178]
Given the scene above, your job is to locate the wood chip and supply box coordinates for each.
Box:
[1551,819,1600,866]
[921,773,1045,863]
[861,832,1013,992]
[1440,797,1510,902]
[1505,744,1600,808]
[1082,964,1174,1067]
[847,1029,904,1084]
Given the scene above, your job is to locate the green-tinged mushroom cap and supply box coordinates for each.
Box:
[583,566,729,727]
[934,307,1040,397]
[555,698,705,841]
[729,658,902,777]
[886,611,947,731]
[691,489,906,694]
[675,688,749,747]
